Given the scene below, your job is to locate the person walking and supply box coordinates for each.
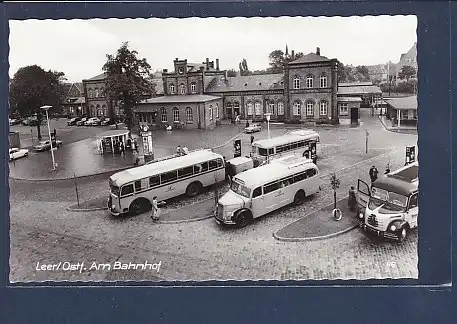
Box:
[348,186,357,211]
[150,196,161,221]
[369,165,379,184]
[246,120,250,128]
[250,134,254,144]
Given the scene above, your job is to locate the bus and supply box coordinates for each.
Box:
[250,129,320,166]
[356,161,419,242]
[108,149,225,216]
[215,155,321,227]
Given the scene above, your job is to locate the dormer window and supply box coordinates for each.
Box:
[180,83,186,95]
[190,82,196,94]
[169,84,175,94]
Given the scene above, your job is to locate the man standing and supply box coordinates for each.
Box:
[369,165,379,184]
[150,196,161,221]
[250,134,254,144]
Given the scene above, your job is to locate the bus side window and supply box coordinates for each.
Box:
[264,181,280,194]
[194,164,202,174]
[134,180,142,192]
[216,158,224,168]
[409,193,418,209]
[297,141,305,148]
[121,184,134,196]
[200,162,209,172]
[149,175,160,187]
[291,142,298,149]
[209,159,218,170]
[306,168,317,178]
[178,166,194,178]
[268,148,274,155]
[161,171,178,183]
[276,145,283,153]
[252,187,262,198]
[293,172,307,183]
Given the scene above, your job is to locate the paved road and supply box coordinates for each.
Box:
[9,109,419,281]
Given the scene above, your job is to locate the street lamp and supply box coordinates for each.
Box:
[264,113,272,139]
[40,105,56,170]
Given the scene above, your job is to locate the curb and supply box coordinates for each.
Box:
[273,223,358,242]
[66,206,108,212]
[272,197,358,242]
[9,165,132,182]
[377,116,417,134]
[155,213,213,224]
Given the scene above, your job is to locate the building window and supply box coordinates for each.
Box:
[88,88,93,98]
[268,102,275,114]
[277,102,284,115]
[209,105,213,120]
[254,101,262,115]
[173,107,179,122]
[293,101,301,115]
[246,102,253,115]
[90,105,95,116]
[320,74,328,88]
[190,83,196,94]
[412,110,417,120]
[401,110,409,120]
[161,107,167,122]
[339,103,348,116]
[100,88,105,97]
[306,76,313,88]
[180,83,186,95]
[306,101,314,116]
[186,107,193,121]
[226,102,232,115]
[320,101,328,116]
[95,88,99,98]
[169,84,175,94]
[234,102,240,112]
[215,103,219,119]
[293,77,300,89]
[102,105,107,116]
[95,104,100,117]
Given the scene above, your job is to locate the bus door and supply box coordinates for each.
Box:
[309,142,317,163]
[356,179,371,211]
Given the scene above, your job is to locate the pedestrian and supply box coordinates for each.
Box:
[235,114,240,125]
[176,145,183,155]
[250,134,254,144]
[246,120,250,128]
[348,186,357,211]
[369,165,379,184]
[150,196,161,221]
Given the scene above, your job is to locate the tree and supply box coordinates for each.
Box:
[226,69,237,77]
[238,58,250,76]
[268,49,285,69]
[329,173,341,210]
[355,65,370,81]
[102,42,155,130]
[399,65,416,81]
[9,65,66,139]
[337,61,348,82]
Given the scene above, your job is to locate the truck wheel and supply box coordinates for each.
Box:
[235,210,252,228]
[397,226,408,242]
[129,198,151,216]
[293,190,306,206]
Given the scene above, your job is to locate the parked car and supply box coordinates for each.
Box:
[85,117,101,126]
[100,118,114,126]
[9,118,21,126]
[34,140,63,152]
[244,123,262,133]
[76,117,88,126]
[67,117,82,126]
[9,147,29,161]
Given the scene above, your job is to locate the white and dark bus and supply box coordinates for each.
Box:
[108,149,225,216]
[215,155,321,227]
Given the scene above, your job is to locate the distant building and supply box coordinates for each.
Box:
[396,42,417,80]
[385,95,418,126]
[61,82,86,117]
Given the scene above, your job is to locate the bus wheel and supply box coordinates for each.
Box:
[235,210,252,228]
[186,182,202,197]
[293,191,306,206]
[129,198,151,216]
[397,226,408,242]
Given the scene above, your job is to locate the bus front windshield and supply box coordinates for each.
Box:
[370,186,408,211]
[230,181,251,198]
[258,147,269,156]
[110,183,120,197]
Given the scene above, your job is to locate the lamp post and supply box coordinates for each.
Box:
[40,105,56,170]
[264,113,271,139]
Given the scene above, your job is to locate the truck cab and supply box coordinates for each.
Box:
[356,162,418,242]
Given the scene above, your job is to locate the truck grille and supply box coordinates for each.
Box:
[216,203,224,220]
[367,214,378,227]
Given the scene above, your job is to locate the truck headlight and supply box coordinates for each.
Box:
[390,225,396,231]
[111,204,115,210]
[358,212,364,219]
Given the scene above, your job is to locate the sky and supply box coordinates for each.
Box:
[9,16,417,83]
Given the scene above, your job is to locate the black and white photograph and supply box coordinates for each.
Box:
[8,16,419,282]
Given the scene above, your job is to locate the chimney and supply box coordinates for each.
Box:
[316,47,320,56]
[175,57,179,61]
[291,50,295,60]
[200,66,205,72]
[206,58,209,70]
[210,61,214,69]
[216,59,220,70]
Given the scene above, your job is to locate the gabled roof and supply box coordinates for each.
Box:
[85,73,106,82]
[67,82,84,96]
[288,52,331,65]
[385,95,417,110]
[205,74,284,93]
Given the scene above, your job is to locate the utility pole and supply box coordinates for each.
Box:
[365,129,369,154]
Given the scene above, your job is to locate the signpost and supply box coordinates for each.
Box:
[365,129,369,154]
[234,139,241,158]
[140,124,154,163]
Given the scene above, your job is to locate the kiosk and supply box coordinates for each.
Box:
[96,130,130,154]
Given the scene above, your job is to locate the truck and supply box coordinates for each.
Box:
[356,161,419,242]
